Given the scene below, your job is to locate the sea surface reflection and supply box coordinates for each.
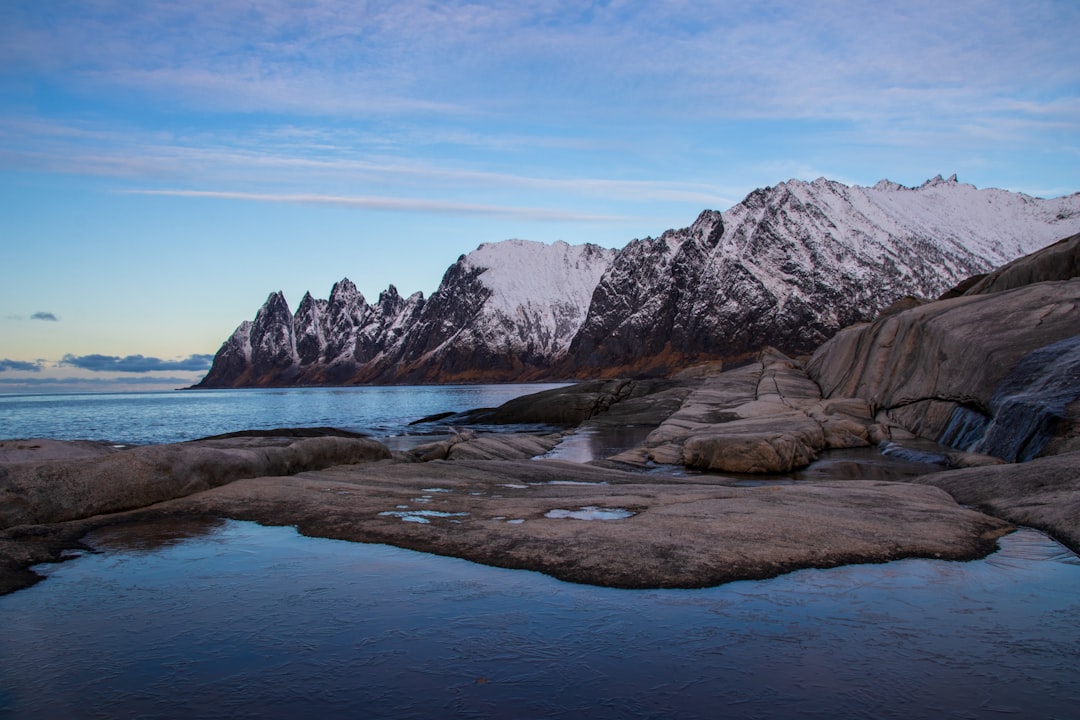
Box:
[2,520,1079,719]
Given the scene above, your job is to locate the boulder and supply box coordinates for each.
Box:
[683,414,825,473]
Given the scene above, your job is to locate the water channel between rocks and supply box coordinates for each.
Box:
[1,518,1078,720]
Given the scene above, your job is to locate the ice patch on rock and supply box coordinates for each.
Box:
[544,506,636,521]
[379,510,470,524]
[532,480,610,486]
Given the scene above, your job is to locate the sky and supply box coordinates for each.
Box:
[1,0,1078,393]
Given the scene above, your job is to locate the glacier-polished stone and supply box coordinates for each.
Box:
[1,436,1009,593]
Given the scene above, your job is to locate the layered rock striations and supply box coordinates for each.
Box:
[806,232,1080,461]
[196,176,1080,387]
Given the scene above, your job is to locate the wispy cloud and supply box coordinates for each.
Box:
[60,353,215,373]
[0,115,734,212]
[30,311,59,321]
[4,2,1076,128]
[123,189,633,222]
[0,359,41,372]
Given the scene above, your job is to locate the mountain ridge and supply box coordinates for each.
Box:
[194,175,1080,388]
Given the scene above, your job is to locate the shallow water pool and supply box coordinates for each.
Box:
[1,520,1078,719]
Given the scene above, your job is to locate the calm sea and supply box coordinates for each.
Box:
[0,384,569,445]
[1,521,1078,719]
[3,384,1080,717]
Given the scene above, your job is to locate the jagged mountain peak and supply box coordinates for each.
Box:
[196,176,1080,388]
[328,277,364,306]
[919,173,960,188]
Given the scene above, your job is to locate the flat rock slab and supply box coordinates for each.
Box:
[914,450,1080,554]
[0,436,392,529]
[148,458,1010,589]
[0,439,126,463]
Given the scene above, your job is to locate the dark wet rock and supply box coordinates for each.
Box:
[454,380,635,426]
[194,427,370,441]
[942,334,1080,461]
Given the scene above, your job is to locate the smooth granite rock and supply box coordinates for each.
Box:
[0,435,391,530]
[807,279,1080,447]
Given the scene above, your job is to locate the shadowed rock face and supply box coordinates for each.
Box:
[807,279,1080,449]
[939,334,1080,461]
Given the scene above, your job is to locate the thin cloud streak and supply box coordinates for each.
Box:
[1,115,730,205]
[4,2,1076,126]
[123,189,634,222]
[30,312,59,321]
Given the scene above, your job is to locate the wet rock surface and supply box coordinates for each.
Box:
[5,237,1079,595]
[0,417,1011,594]
[152,459,1009,589]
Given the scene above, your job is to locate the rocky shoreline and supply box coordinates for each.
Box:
[0,418,1014,595]
[3,234,1078,594]
[0,340,1061,595]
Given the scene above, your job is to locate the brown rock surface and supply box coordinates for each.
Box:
[806,279,1080,442]
[0,426,1012,595]
[913,450,1080,553]
[120,458,1013,589]
[618,350,872,472]
[0,435,391,529]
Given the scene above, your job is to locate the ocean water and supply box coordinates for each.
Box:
[1,520,1078,719]
[3,385,1079,717]
[0,384,569,445]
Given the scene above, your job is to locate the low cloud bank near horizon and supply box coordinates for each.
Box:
[30,312,59,321]
[0,359,41,372]
[60,353,215,373]
[0,375,199,389]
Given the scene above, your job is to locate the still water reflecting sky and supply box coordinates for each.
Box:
[2,520,1078,719]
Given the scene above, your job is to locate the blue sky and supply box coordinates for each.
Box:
[1,0,1078,392]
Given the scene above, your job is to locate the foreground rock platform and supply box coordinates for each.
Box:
[1,427,1011,594]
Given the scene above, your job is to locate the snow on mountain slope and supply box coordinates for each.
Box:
[563,175,1080,376]
[379,239,617,382]
[461,239,616,356]
[196,176,1080,387]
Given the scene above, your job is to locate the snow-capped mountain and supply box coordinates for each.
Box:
[562,174,1080,376]
[198,239,616,386]
[194,175,1080,388]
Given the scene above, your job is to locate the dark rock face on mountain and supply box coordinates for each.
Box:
[195,176,1080,388]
